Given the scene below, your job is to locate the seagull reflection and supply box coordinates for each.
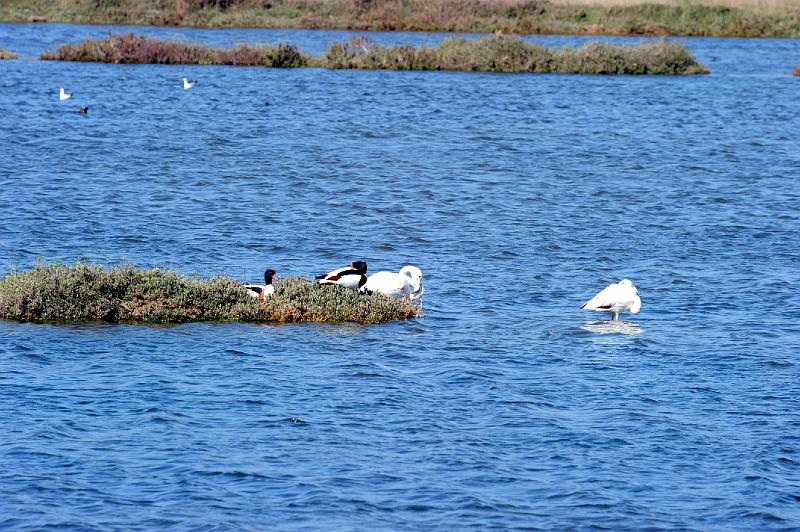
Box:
[581,319,642,335]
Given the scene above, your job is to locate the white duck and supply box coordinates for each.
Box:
[581,279,641,320]
[244,269,278,300]
[183,77,197,90]
[361,265,423,302]
[316,261,367,290]
[59,87,73,101]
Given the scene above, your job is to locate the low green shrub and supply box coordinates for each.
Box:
[0,263,420,324]
[321,35,709,75]
[43,33,708,75]
[41,33,310,67]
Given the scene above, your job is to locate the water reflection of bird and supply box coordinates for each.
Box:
[59,87,73,100]
[581,319,642,335]
[581,279,641,320]
[244,269,278,300]
[316,261,368,289]
[183,77,197,90]
[361,265,424,301]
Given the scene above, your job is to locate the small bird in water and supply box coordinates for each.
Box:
[316,261,368,290]
[581,279,641,320]
[76,107,88,114]
[183,77,197,90]
[59,87,73,101]
[244,269,279,300]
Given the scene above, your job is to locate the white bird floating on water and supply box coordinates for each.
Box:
[183,77,197,90]
[244,269,278,300]
[316,261,368,290]
[581,279,641,320]
[59,87,73,101]
[361,265,424,302]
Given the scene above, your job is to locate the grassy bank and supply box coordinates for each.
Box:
[2,0,800,38]
[0,263,420,324]
[42,34,710,75]
[0,48,17,59]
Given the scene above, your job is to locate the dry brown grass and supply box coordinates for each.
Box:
[3,0,800,36]
[552,0,794,5]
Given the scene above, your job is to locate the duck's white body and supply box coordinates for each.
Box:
[581,279,641,320]
[183,77,196,90]
[361,266,423,301]
[244,269,278,300]
[59,87,72,101]
[245,284,274,300]
[317,262,367,290]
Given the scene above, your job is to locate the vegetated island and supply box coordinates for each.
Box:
[41,33,710,75]
[0,48,17,59]
[2,0,800,38]
[0,263,420,325]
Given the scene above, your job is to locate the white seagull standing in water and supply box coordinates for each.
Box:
[581,279,641,320]
[183,77,197,90]
[316,261,368,290]
[361,265,424,302]
[244,269,278,300]
[59,87,73,101]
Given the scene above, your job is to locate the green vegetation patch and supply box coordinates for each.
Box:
[323,35,709,75]
[42,34,709,75]
[41,33,310,67]
[0,263,420,325]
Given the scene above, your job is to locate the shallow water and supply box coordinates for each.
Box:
[1,24,799,530]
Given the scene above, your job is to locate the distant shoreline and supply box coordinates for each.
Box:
[2,0,799,39]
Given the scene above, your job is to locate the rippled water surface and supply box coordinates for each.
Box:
[1,24,799,530]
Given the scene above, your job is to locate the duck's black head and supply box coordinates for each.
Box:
[350,261,367,274]
[264,269,278,284]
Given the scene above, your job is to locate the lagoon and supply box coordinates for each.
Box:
[1,23,799,529]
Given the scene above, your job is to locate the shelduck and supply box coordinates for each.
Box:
[316,261,367,289]
[244,269,278,300]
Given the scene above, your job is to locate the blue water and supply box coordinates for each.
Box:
[1,23,799,530]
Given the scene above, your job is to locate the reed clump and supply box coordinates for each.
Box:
[2,0,800,38]
[0,48,17,60]
[0,263,420,325]
[41,33,310,67]
[322,36,709,75]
